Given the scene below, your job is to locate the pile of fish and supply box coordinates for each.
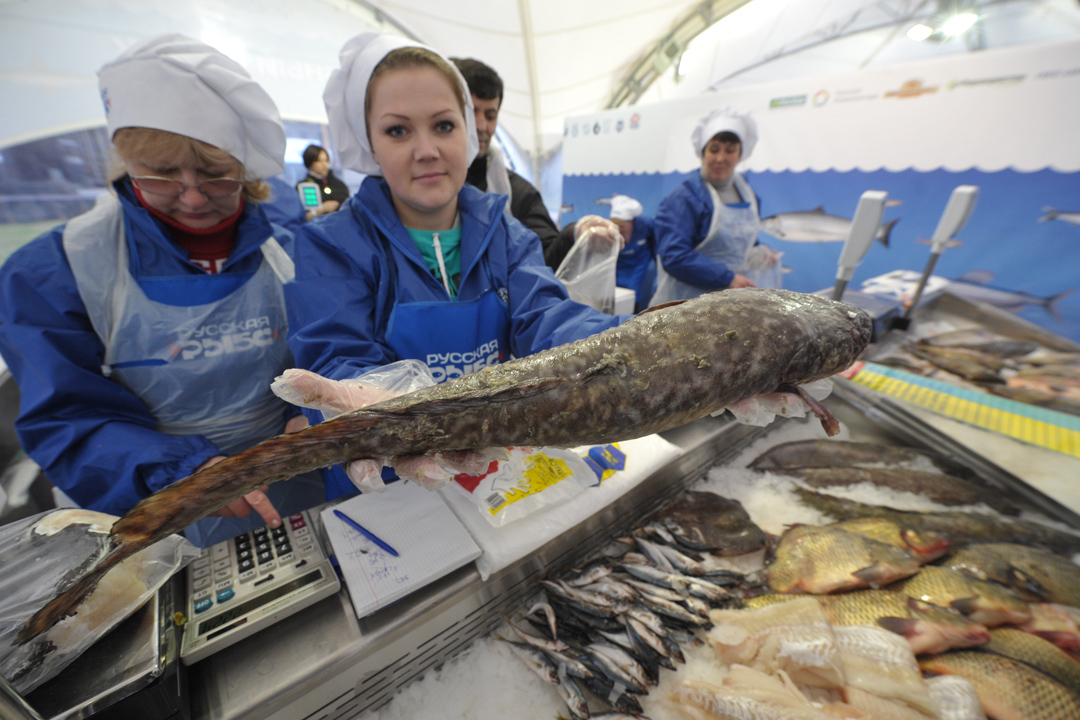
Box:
[872,328,1080,417]
[746,438,1080,719]
[500,491,768,719]
[505,437,1080,719]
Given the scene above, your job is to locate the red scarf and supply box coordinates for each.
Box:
[135,185,244,274]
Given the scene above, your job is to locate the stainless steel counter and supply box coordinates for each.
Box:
[188,381,1080,720]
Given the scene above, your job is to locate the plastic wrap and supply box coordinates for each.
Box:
[719,379,834,427]
[742,244,784,289]
[555,219,622,314]
[450,447,593,527]
[0,509,199,694]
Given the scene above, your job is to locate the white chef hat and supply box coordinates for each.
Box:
[610,195,643,221]
[97,34,286,179]
[691,107,758,161]
[323,32,479,177]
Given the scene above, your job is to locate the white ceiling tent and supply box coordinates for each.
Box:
[2,0,1077,166]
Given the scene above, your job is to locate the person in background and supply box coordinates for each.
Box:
[263,175,307,233]
[609,195,657,312]
[281,33,627,500]
[0,34,324,547]
[449,57,567,270]
[298,143,350,219]
[651,107,776,305]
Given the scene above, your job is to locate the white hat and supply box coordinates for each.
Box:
[691,107,758,161]
[610,195,643,221]
[98,34,285,178]
[323,32,479,177]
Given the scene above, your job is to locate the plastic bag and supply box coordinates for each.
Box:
[717,379,834,427]
[451,447,594,527]
[555,220,622,314]
[741,244,784,289]
[273,361,505,493]
[0,509,199,694]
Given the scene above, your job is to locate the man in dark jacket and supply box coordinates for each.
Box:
[450,58,566,270]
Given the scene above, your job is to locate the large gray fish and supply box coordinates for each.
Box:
[747,438,975,479]
[793,488,1080,555]
[18,288,871,643]
[783,466,1018,515]
[652,491,768,557]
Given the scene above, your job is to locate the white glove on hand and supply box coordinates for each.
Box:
[272,362,504,492]
[575,215,623,253]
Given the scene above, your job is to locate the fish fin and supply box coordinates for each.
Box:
[885,199,904,207]
[877,218,899,248]
[851,562,911,588]
[1038,206,1057,222]
[811,206,826,213]
[1044,288,1075,322]
[949,596,982,616]
[1008,567,1049,600]
[957,269,995,285]
[877,616,919,637]
[917,237,962,248]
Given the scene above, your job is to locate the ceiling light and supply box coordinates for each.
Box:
[907,23,934,41]
[941,13,978,36]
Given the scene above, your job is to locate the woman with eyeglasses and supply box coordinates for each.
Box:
[0,35,325,546]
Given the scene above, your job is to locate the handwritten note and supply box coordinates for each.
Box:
[321,481,482,619]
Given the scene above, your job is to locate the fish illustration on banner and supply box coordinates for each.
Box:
[760,206,899,247]
[1038,207,1080,226]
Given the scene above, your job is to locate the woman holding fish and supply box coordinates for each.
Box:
[650,107,780,305]
[0,35,324,546]
[282,33,628,499]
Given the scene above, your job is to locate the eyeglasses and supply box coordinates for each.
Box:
[130,175,244,198]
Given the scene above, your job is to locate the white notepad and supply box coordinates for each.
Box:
[321,481,482,619]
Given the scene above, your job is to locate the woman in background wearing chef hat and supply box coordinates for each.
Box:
[278,33,627,500]
[608,195,657,312]
[0,35,325,546]
[650,107,779,306]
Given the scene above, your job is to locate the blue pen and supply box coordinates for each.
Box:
[333,509,400,557]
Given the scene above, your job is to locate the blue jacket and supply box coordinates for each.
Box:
[286,178,627,499]
[616,216,657,311]
[287,177,625,382]
[654,174,760,290]
[0,180,296,516]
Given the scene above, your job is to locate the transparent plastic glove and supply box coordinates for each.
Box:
[575,215,624,253]
[272,361,502,492]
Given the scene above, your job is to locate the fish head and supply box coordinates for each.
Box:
[900,527,952,560]
[950,591,1031,627]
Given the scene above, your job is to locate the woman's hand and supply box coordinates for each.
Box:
[575,215,624,253]
[729,273,756,288]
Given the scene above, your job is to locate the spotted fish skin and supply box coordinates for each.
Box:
[19,288,871,643]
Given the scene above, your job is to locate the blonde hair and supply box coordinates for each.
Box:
[110,127,270,203]
[364,47,467,137]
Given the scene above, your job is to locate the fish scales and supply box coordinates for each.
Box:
[20,289,871,644]
[919,651,1080,720]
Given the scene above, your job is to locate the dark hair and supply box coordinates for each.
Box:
[711,131,742,147]
[450,58,503,107]
[302,144,327,169]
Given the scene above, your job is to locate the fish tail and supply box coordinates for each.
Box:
[877,218,899,248]
[1038,207,1058,222]
[1044,288,1075,322]
[16,542,136,645]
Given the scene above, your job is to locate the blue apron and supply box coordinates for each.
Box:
[64,194,324,547]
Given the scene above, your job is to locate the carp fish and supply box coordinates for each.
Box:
[944,542,1080,606]
[766,523,922,594]
[19,288,871,643]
